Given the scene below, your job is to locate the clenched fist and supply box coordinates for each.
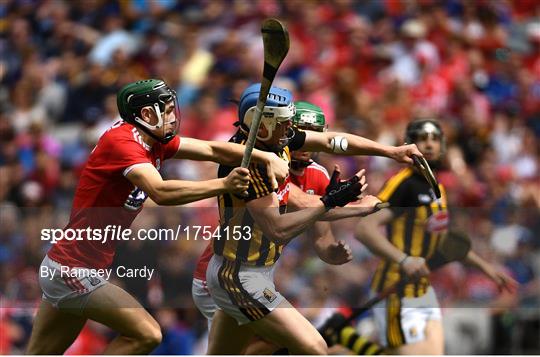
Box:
[224,167,250,194]
[400,256,430,281]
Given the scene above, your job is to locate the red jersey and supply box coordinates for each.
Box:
[48,121,180,269]
[193,162,330,280]
[288,162,330,196]
[193,242,214,280]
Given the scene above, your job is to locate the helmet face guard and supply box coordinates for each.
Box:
[243,102,296,141]
[117,79,180,144]
[405,119,446,163]
[238,83,296,148]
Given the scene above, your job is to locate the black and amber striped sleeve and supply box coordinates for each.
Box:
[377,169,412,217]
[243,163,275,202]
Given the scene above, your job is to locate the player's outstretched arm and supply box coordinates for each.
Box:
[126,163,250,205]
[287,169,383,221]
[286,184,353,264]
[465,251,518,293]
[300,130,423,164]
[247,170,363,243]
[355,209,430,279]
[289,184,384,221]
[173,137,288,188]
[246,193,327,243]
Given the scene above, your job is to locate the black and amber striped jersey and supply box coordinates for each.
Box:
[371,167,448,298]
[213,128,306,266]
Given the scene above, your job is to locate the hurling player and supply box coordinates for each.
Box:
[27,79,290,354]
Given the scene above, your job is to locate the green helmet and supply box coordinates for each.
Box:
[290,101,326,171]
[292,101,326,132]
[117,79,178,144]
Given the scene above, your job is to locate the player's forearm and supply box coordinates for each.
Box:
[288,189,367,221]
[319,206,369,221]
[339,133,393,157]
[208,141,272,166]
[153,179,227,205]
[313,233,334,260]
[311,222,332,250]
[321,132,393,157]
[355,221,406,263]
[465,251,490,273]
[314,245,333,263]
[266,204,327,242]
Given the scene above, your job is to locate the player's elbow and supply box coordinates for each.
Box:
[314,247,330,263]
[354,221,372,240]
[148,184,170,206]
[151,194,167,206]
[265,227,289,243]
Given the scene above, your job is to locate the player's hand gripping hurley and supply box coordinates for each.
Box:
[319,230,471,341]
[241,19,290,168]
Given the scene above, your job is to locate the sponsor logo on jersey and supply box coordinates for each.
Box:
[276,183,290,204]
[426,211,449,233]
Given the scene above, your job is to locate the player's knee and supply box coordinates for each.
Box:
[26,343,42,355]
[424,320,444,354]
[144,327,163,349]
[136,323,162,351]
[301,337,328,355]
[423,336,444,355]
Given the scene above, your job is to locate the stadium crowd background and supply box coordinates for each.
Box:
[0,0,539,354]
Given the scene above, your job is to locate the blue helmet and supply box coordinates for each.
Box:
[238,83,296,141]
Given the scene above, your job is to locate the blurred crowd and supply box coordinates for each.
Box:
[0,0,539,354]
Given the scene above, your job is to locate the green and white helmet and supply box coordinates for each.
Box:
[290,101,326,170]
[117,79,179,144]
[292,101,326,132]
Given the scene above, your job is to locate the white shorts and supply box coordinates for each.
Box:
[39,255,108,311]
[205,255,285,325]
[192,278,218,327]
[372,286,442,348]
